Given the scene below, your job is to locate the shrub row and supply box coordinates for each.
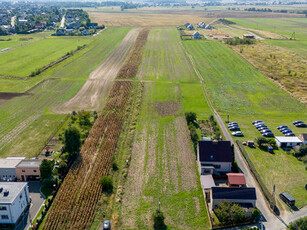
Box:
[236,140,277,211]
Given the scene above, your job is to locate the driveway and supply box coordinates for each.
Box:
[14,181,45,230]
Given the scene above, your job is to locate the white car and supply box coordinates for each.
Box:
[232,131,244,136]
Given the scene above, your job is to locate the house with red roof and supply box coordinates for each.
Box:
[227,173,246,188]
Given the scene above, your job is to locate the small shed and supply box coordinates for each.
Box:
[275,136,303,148]
[193,31,201,39]
[226,173,246,188]
[243,34,255,39]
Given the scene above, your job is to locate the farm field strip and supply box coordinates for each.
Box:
[52,28,139,113]
[0,37,91,77]
[138,27,199,82]
[183,40,307,208]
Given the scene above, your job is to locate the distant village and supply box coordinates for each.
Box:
[0,2,102,36]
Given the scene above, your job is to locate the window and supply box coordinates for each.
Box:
[33,170,37,173]
[1,215,9,219]
[213,164,221,169]
[0,206,7,211]
[22,170,25,172]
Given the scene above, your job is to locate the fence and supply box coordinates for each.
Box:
[236,140,277,212]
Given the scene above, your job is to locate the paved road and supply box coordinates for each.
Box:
[183,46,307,229]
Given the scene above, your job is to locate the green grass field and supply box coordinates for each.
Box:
[183,40,307,208]
[230,18,307,58]
[0,27,131,157]
[121,82,210,229]
[0,37,91,77]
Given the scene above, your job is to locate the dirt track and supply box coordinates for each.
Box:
[53,28,140,113]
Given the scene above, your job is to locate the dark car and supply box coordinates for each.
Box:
[258,127,269,131]
[263,132,274,137]
[293,121,303,125]
[252,120,263,124]
[261,129,272,134]
[228,124,239,128]
[229,126,240,131]
[285,133,295,137]
[254,122,265,126]
[282,129,293,134]
[256,124,267,129]
[229,122,238,125]
[277,125,288,130]
[267,145,273,153]
[295,123,307,127]
[103,220,111,230]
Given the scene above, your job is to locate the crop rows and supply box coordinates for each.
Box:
[116,28,150,79]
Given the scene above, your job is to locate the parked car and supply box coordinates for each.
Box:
[228,124,239,128]
[261,129,272,134]
[295,123,307,127]
[229,127,240,131]
[252,120,262,124]
[103,220,111,230]
[285,133,295,137]
[282,129,293,134]
[262,132,274,137]
[254,122,265,126]
[280,127,290,132]
[256,124,267,129]
[293,121,303,125]
[277,125,288,130]
[258,127,269,131]
[232,131,244,136]
[279,193,295,207]
[229,122,238,125]
[267,145,273,153]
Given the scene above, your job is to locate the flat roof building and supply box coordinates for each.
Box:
[0,158,24,182]
[275,136,303,148]
[0,182,30,224]
[16,159,42,181]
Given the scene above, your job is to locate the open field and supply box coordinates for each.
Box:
[0,28,131,158]
[229,42,307,103]
[138,27,198,82]
[183,40,307,208]
[53,28,139,113]
[120,82,209,229]
[0,37,91,77]
[229,18,307,58]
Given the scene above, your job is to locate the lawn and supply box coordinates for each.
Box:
[120,82,209,229]
[0,28,131,158]
[183,40,307,208]
[0,37,91,77]
[229,18,307,58]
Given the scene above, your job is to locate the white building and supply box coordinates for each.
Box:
[275,136,303,148]
[0,182,30,224]
[0,158,24,182]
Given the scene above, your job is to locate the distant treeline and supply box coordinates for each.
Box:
[224,37,256,46]
[244,7,307,14]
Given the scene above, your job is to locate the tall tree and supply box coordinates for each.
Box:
[64,127,81,161]
[40,159,53,180]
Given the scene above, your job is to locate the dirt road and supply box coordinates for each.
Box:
[54,28,140,113]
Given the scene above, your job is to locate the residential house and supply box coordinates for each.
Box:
[0,158,25,182]
[187,24,195,30]
[197,140,233,175]
[205,24,212,30]
[210,187,257,210]
[55,29,66,36]
[88,22,98,29]
[82,29,90,36]
[275,136,303,148]
[0,182,30,224]
[184,22,190,28]
[193,31,201,39]
[198,22,206,28]
[226,173,246,187]
[243,34,255,39]
[15,159,42,181]
[298,134,307,145]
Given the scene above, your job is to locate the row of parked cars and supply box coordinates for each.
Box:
[228,122,244,136]
[277,125,295,136]
[252,120,274,137]
[293,120,306,127]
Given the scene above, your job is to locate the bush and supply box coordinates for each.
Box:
[294,145,307,158]
[252,208,260,218]
[112,161,118,171]
[214,201,247,224]
[185,112,197,125]
[100,176,113,193]
[40,159,54,180]
[152,209,166,229]
[255,136,267,147]
[42,177,57,190]
[288,216,307,230]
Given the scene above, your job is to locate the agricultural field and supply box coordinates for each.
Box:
[183,40,307,208]
[138,27,199,82]
[0,27,131,158]
[0,37,91,77]
[229,18,307,58]
[120,82,210,229]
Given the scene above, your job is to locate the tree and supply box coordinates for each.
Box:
[64,127,81,161]
[294,145,307,158]
[40,159,54,180]
[214,201,247,224]
[288,216,307,230]
[77,110,92,127]
[58,161,68,179]
[185,112,197,125]
[100,176,113,193]
[152,209,166,229]
[255,136,267,147]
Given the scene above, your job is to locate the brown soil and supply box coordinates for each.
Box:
[52,28,141,113]
[152,101,180,117]
[0,92,27,106]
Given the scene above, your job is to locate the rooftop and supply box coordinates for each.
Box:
[275,136,303,143]
[16,159,42,168]
[212,187,257,200]
[200,175,216,190]
[0,182,28,204]
[227,173,246,185]
[198,140,233,163]
[298,133,307,141]
[0,158,23,168]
